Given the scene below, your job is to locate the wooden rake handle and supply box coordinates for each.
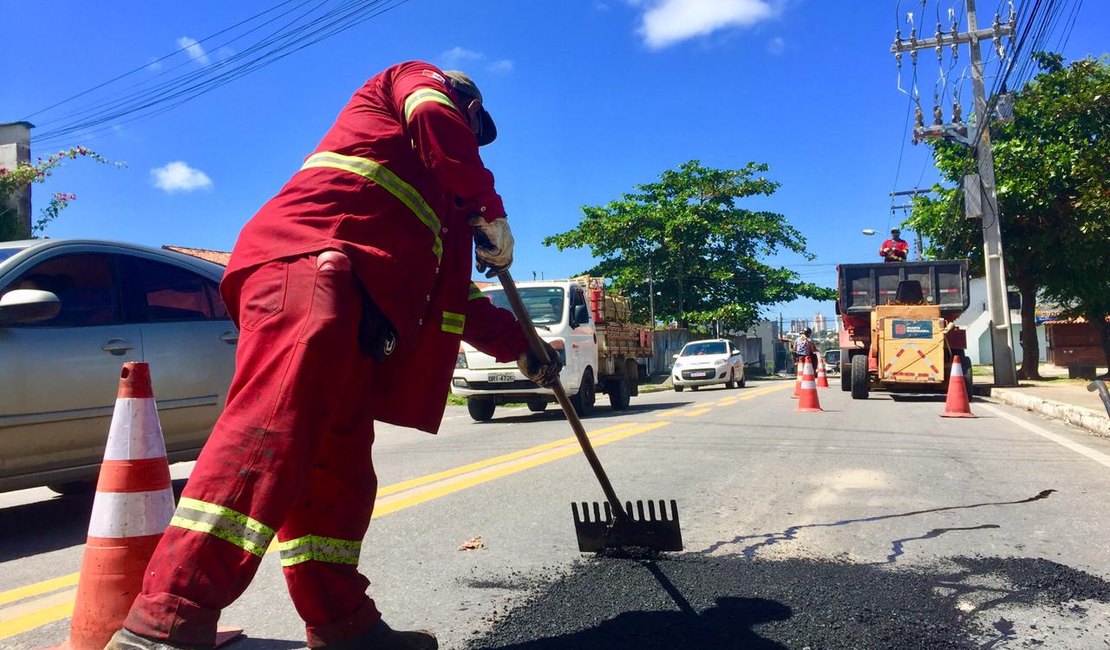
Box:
[496,270,629,522]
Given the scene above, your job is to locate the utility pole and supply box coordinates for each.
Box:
[891,0,1018,387]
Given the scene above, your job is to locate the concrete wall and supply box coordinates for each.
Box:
[956,277,1046,365]
[0,122,33,239]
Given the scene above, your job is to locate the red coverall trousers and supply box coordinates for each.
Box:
[125,251,382,648]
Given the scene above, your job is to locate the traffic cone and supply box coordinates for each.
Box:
[796,359,823,412]
[53,363,176,650]
[792,358,803,399]
[816,356,830,389]
[941,355,976,418]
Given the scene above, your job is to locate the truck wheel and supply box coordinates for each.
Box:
[609,378,631,411]
[527,400,547,413]
[571,370,596,417]
[725,370,736,389]
[467,398,496,421]
[850,355,870,399]
[961,356,974,401]
[841,355,852,392]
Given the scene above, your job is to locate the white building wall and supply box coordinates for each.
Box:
[955,278,1046,365]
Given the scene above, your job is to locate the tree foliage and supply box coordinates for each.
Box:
[543,160,834,331]
[906,54,1110,373]
[0,146,115,241]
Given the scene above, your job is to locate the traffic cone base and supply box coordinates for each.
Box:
[796,359,823,412]
[941,355,976,418]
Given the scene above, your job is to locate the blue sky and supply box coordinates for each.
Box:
[4,0,1106,326]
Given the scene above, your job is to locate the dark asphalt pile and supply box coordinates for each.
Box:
[465,554,1110,650]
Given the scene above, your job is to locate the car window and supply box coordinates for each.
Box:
[131,257,227,322]
[681,341,727,356]
[5,253,121,327]
[485,287,565,325]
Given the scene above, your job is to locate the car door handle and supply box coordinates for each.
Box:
[101,338,135,355]
[220,330,239,344]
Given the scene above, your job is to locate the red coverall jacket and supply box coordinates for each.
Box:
[880,238,909,262]
[223,61,527,432]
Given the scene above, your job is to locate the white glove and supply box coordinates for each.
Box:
[469,216,514,277]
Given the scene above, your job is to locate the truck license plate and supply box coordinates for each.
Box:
[488,373,516,383]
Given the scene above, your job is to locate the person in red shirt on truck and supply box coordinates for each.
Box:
[880,228,910,263]
[108,62,561,650]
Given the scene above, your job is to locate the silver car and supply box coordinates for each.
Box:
[671,338,746,391]
[0,239,237,494]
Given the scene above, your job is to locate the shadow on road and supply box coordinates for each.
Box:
[0,479,188,562]
[473,400,696,426]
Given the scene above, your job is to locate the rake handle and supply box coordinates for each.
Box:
[497,269,629,522]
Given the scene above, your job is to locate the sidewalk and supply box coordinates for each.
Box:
[976,365,1110,438]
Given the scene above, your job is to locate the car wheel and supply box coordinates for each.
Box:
[467,398,496,421]
[673,385,684,392]
[48,480,97,496]
[527,400,547,413]
[571,370,596,417]
[725,370,736,389]
[737,370,746,388]
[851,354,870,400]
[609,378,631,411]
[691,385,700,392]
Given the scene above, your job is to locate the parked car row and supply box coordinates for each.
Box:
[0,239,237,494]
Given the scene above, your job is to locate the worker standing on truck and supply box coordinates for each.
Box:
[109,62,562,650]
[880,228,910,263]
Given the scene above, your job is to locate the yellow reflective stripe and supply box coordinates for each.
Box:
[404,88,455,123]
[442,311,465,335]
[278,534,361,567]
[468,283,485,300]
[301,152,443,261]
[170,497,275,557]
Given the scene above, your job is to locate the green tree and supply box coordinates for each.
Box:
[907,53,1110,377]
[0,146,114,241]
[543,160,834,331]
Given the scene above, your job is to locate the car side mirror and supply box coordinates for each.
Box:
[0,289,61,326]
[672,353,680,360]
[572,304,589,327]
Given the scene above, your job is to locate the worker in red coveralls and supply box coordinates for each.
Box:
[880,228,910,263]
[108,62,562,650]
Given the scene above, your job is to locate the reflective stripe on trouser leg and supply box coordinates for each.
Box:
[124,252,372,647]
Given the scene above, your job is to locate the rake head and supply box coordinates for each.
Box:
[571,500,683,553]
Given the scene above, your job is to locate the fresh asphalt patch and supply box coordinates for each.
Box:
[464,553,1110,649]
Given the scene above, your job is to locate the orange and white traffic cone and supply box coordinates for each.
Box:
[796,359,824,412]
[792,358,803,399]
[941,355,976,418]
[53,363,176,650]
[816,356,830,389]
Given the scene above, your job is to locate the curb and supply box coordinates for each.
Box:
[989,388,1110,438]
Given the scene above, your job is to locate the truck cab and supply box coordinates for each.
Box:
[452,281,600,421]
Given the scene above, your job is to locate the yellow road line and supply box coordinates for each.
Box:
[683,408,713,417]
[655,409,685,417]
[0,420,668,640]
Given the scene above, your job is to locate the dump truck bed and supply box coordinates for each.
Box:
[838,260,970,318]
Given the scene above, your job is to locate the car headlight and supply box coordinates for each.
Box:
[456,352,468,369]
[673,359,683,369]
[714,358,727,366]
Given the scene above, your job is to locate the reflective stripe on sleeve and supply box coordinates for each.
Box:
[442,311,465,335]
[301,152,443,261]
[169,497,275,557]
[403,88,455,123]
[278,534,362,567]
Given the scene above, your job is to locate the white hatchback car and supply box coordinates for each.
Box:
[0,239,237,495]
[671,339,745,391]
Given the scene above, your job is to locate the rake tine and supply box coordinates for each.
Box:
[647,500,657,521]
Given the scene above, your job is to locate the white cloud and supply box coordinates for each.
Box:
[177,36,210,65]
[440,46,483,70]
[488,59,514,74]
[151,162,212,193]
[767,36,785,55]
[634,0,777,49]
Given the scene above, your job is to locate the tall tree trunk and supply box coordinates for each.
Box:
[1015,275,1042,380]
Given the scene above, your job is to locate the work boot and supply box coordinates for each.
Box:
[323,621,438,650]
[103,628,211,650]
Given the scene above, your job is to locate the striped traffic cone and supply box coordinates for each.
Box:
[792,358,803,399]
[796,359,823,412]
[53,363,176,650]
[941,355,976,418]
[816,356,830,389]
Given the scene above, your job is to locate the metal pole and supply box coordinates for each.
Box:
[967,0,1018,387]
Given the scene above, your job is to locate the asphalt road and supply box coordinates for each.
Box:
[2,377,1109,649]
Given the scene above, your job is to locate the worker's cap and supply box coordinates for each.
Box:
[443,70,497,146]
[891,228,901,234]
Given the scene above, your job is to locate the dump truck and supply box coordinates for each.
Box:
[836,260,972,400]
[451,277,651,421]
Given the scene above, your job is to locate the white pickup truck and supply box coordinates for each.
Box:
[451,279,649,421]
